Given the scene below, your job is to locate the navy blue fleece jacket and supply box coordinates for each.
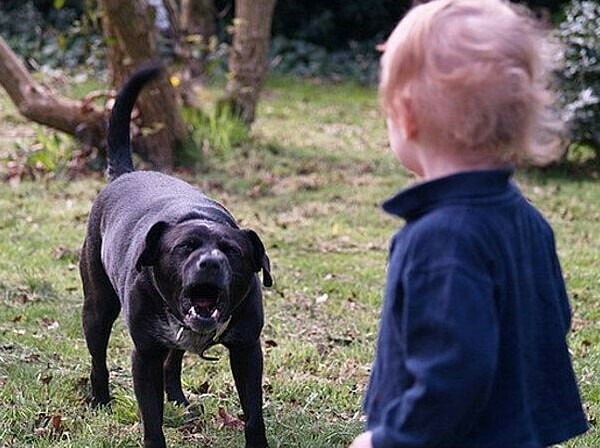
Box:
[364,169,587,448]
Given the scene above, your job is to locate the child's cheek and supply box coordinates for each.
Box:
[386,117,403,157]
[387,118,409,162]
[386,117,423,175]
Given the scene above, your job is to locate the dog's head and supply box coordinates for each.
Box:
[135,219,272,334]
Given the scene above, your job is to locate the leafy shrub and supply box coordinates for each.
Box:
[556,0,600,153]
[180,106,249,165]
[270,36,381,85]
[270,0,409,51]
[269,0,568,52]
[267,1,571,86]
[26,131,74,173]
[0,1,104,72]
[2,130,89,184]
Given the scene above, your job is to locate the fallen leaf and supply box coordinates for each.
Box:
[34,427,49,437]
[23,353,41,363]
[16,293,31,304]
[38,373,53,385]
[40,317,59,330]
[217,407,245,431]
[51,415,63,433]
[315,293,328,304]
[193,381,210,395]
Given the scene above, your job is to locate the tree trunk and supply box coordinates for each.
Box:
[100,0,187,170]
[181,0,216,77]
[163,0,216,108]
[0,36,107,151]
[224,0,277,125]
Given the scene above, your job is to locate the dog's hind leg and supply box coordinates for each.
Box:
[80,240,121,407]
[163,348,190,407]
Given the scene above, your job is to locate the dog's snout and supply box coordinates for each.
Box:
[182,249,230,288]
[197,249,226,272]
[198,257,220,271]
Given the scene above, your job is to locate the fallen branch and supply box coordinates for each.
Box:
[0,36,108,151]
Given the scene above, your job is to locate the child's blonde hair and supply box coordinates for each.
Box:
[380,0,564,165]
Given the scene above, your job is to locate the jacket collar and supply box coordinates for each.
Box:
[383,168,516,221]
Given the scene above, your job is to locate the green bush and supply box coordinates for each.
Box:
[270,36,380,85]
[0,1,103,72]
[266,0,571,85]
[556,0,600,153]
[270,0,409,51]
[269,0,569,52]
[180,106,250,165]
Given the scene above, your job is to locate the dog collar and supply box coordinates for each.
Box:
[212,315,232,341]
[174,314,231,342]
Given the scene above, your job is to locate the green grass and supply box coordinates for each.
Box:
[1,76,598,447]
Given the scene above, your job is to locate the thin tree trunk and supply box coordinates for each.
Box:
[101,0,187,170]
[224,0,276,125]
[165,0,216,108]
[0,36,107,151]
[181,0,216,77]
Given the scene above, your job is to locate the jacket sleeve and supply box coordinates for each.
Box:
[371,262,499,448]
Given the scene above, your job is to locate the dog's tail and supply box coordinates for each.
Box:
[107,62,163,181]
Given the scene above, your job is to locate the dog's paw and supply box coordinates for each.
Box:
[84,391,112,409]
[184,401,204,421]
[166,393,190,408]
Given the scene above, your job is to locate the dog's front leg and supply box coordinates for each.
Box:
[229,341,268,448]
[164,348,189,407]
[132,348,168,448]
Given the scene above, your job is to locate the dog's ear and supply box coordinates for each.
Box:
[135,221,170,272]
[242,229,273,287]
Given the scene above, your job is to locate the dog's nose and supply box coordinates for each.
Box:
[196,249,225,272]
[184,249,230,288]
[198,257,219,271]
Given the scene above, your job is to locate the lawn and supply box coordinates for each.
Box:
[0,76,598,447]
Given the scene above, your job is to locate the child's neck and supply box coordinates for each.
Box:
[416,145,506,180]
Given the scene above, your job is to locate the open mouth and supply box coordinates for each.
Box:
[184,283,223,322]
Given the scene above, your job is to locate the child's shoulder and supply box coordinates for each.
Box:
[398,203,490,243]
[391,189,557,274]
[391,207,492,270]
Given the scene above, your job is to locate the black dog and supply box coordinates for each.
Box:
[79,64,272,448]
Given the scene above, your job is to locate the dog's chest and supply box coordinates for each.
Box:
[154,315,215,354]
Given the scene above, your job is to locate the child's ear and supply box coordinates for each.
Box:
[388,94,418,140]
[399,96,418,140]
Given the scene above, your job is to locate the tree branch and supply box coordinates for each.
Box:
[0,36,107,150]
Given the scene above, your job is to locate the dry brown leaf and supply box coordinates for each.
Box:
[216,407,245,431]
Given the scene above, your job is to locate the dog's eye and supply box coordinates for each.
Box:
[218,240,241,255]
[175,241,198,253]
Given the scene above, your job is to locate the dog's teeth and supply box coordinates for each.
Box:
[211,309,219,320]
[176,327,184,341]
